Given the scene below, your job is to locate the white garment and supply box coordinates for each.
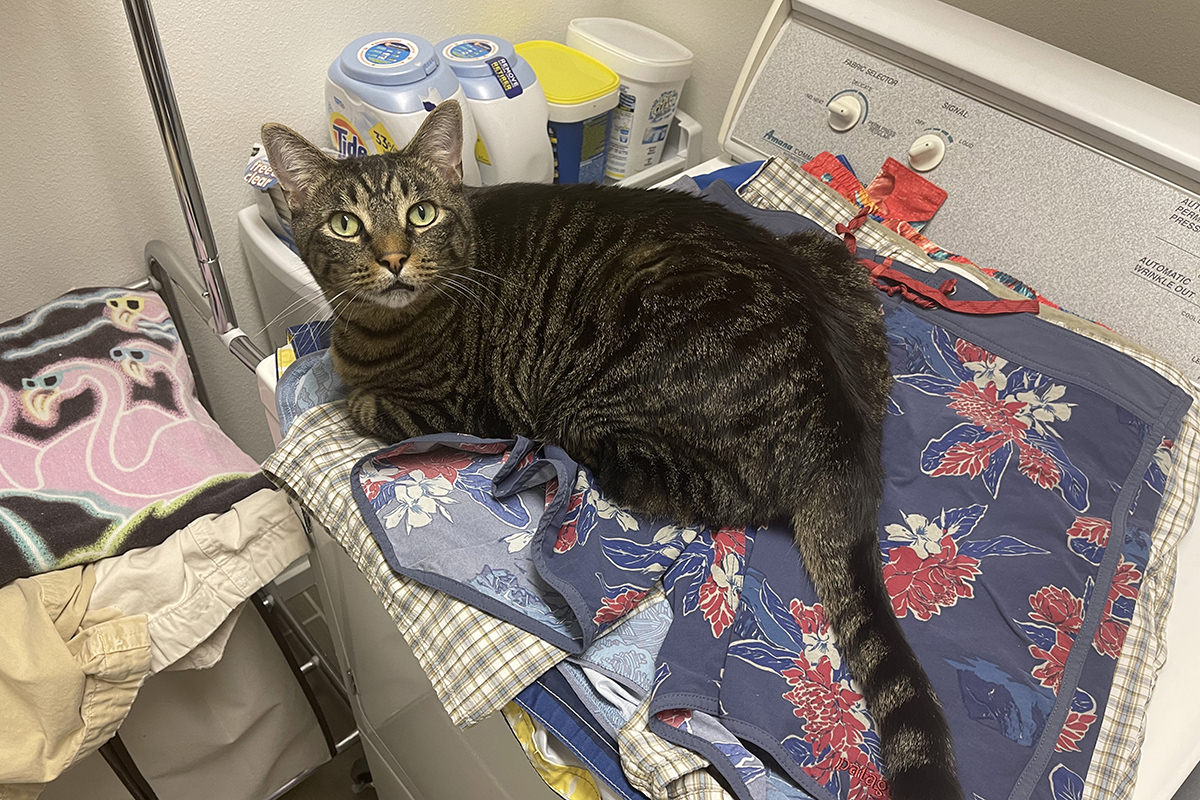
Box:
[0,487,313,797]
[580,666,643,721]
[90,488,309,672]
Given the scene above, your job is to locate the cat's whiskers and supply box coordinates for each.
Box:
[250,286,331,338]
[446,270,501,304]
[315,288,356,324]
[428,280,460,310]
[328,298,354,325]
[468,266,506,284]
[340,291,365,321]
[438,275,488,308]
[321,286,363,326]
[437,276,479,307]
[273,286,350,337]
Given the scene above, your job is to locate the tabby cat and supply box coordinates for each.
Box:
[262,100,960,800]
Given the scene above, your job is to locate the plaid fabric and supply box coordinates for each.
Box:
[736,158,1009,297]
[737,158,1200,800]
[619,698,730,800]
[1041,323,1200,800]
[737,159,940,272]
[263,401,568,725]
[668,771,731,800]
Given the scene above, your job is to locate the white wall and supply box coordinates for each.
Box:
[939,0,1200,106]
[0,0,769,461]
[1,0,1193,461]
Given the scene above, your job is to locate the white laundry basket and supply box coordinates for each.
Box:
[238,206,331,350]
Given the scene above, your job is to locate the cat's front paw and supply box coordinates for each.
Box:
[347,388,389,440]
[346,387,422,442]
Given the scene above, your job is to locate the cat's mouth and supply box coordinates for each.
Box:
[367,276,423,310]
[382,279,417,294]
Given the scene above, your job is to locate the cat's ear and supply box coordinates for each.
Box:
[260,124,334,211]
[405,100,464,184]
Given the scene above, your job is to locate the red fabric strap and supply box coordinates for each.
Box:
[834,208,871,255]
[834,214,1040,316]
[863,258,1040,315]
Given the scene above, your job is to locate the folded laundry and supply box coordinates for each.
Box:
[344,188,1188,799]
[734,157,1200,800]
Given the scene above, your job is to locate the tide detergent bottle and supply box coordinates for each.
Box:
[435,35,554,184]
[325,33,483,185]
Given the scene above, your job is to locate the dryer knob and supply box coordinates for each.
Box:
[907,133,946,171]
[827,94,863,132]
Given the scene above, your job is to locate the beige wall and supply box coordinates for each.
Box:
[0,0,1193,460]
[939,0,1200,105]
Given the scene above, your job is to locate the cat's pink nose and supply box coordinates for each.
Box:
[376,253,407,273]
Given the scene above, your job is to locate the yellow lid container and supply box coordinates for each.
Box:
[514,40,619,123]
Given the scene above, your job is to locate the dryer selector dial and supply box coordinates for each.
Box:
[907,133,947,171]
[827,94,864,132]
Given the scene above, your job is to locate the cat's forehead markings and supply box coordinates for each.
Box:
[393,188,423,224]
[335,187,367,213]
[355,170,380,201]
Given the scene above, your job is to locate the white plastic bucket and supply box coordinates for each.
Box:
[566,18,693,181]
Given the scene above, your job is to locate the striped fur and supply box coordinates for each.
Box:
[261,102,961,800]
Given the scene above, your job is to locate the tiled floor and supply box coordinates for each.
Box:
[280,744,377,800]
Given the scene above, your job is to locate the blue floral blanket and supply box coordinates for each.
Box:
[342,258,1188,800]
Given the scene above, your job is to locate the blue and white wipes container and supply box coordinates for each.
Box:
[325,33,483,185]
[436,35,554,184]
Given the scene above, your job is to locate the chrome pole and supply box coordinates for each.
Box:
[122,0,237,335]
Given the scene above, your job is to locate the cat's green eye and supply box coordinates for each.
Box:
[408,202,438,227]
[328,211,362,237]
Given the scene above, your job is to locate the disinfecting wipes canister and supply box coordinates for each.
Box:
[325,33,483,185]
[436,35,554,184]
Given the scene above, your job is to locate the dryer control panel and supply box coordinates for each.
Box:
[728,19,1200,382]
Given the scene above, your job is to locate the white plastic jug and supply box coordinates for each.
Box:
[325,33,483,185]
[566,19,693,181]
[436,35,554,184]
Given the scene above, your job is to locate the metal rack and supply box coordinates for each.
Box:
[103,0,361,797]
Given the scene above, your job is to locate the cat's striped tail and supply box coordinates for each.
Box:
[792,466,962,800]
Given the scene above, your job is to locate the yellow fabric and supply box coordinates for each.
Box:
[0,566,151,789]
[503,703,606,800]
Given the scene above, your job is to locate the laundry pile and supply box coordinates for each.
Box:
[0,289,313,793]
[264,157,1199,800]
